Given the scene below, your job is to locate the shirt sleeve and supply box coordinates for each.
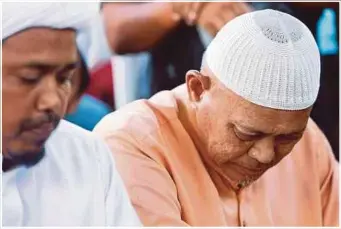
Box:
[95,136,142,226]
[102,132,189,226]
[316,128,339,226]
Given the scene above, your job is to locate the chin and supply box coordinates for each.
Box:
[7,142,47,167]
[221,164,269,191]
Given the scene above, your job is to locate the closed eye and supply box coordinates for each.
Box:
[275,133,303,144]
[233,126,262,142]
[19,71,43,85]
[57,69,76,85]
[20,76,41,84]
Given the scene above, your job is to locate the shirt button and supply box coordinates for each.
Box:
[242,221,247,227]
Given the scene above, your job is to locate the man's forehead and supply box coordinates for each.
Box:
[230,101,311,134]
[4,27,76,50]
[3,28,78,67]
[233,119,307,135]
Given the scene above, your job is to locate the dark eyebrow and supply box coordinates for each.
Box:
[23,61,79,72]
[234,122,306,136]
[234,123,266,135]
[58,62,80,73]
[287,127,306,136]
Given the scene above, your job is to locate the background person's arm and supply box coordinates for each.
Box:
[197,2,252,37]
[102,2,206,54]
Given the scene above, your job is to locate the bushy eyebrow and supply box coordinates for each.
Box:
[234,122,306,136]
[22,61,79,72]
[234,123,266,135]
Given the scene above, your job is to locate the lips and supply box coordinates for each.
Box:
[239,164,264,173]
[229,162,265,177]
[28,122,55,140]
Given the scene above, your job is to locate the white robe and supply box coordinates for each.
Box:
[2,120,141,226]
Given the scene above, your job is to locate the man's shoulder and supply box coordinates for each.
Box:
[46,120,110,161]
[54,119,92,137]
[283,117,335,173]
[296,118,331,153]
[259,118,336,191]
[94,91,179,141]
[49,119,97,145]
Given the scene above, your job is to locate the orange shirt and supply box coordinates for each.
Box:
[94,90,339,226]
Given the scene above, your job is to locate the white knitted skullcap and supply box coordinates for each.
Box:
[2,2,105,68]
[204,9,321,110]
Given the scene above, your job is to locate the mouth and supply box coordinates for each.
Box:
[230,166,263,190]
[26,122,55,141]
[231,162,265,174]
[225,162,267,187]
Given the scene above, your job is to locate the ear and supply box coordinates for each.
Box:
[185,70,211,102]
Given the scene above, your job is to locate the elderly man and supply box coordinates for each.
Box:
[94,9,339,226]
[2,2,140,226]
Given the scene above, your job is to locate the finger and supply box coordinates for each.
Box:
[232,2,252,16]
[178,2,191,25]
[171,13,182,22]
[187,1,205,25]
[170,3,182,22]
[203,21,217,38]
[172,2,190,18]
[240,2,253,13]
[216,6,237,26]
[221,9,237,24]
[190,1,206,17]
[210,16,228,36]
[184,2,193,18]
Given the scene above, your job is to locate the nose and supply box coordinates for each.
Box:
[36,77,61,113]
[248,137,275,164]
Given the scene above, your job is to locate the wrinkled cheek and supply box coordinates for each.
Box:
[2,130,23,156]
[209,140,247,165]
[64,83,73,99]
[59,87,73,114]
[2,104,24,140]
[275,145,296,160]
[7,137,29,152]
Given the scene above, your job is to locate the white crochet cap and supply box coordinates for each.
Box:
[204,9,321,110]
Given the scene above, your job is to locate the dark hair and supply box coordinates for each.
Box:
[76,52,91,97]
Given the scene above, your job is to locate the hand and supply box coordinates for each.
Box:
[171,2,207,26]
[197,2,252,37]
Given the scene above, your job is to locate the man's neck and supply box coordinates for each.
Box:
[174,86,205,157]
[174,86,237,195]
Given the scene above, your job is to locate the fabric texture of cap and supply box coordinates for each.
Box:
[204,9,321,110]
[2,2,99,40]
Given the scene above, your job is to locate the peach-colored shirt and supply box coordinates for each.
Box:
[94,90,339,226]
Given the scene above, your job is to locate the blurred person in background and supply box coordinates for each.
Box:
[102,2,253,108]
[94,10,339,226]
[2,2,140,226]
[86,61,115,109]
[286,2,339,159]
[103,2,294,107]
[75,1,116,111]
